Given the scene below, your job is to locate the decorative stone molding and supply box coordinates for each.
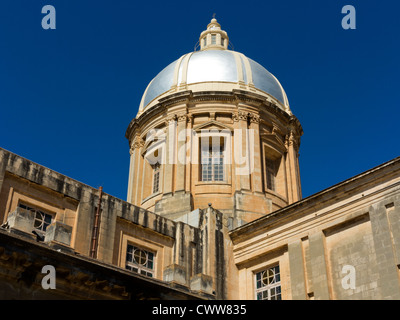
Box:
[132,135,145,150]
[232,111,248,122]
[271,122,282,135]
[285,130,299,150]
[187,113,193,125]
[164,114,177,126]
[177,113,187,123]
[249,113,260,124]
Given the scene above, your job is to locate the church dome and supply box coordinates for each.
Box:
[137,18,291,115]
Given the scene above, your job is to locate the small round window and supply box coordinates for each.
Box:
[133,248,148,265]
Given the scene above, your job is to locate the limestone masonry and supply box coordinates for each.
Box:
[0,18,399,300]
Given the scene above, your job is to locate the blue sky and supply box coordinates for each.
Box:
[0,0,399,202]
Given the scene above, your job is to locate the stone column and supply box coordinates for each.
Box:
[163,115,177,195]
[126,147,136,203]
[249,113,263,193]
[285,130,301,203]
[185,114,193,193]
[175,113,187,192]
[130,135,144,205]
[233,110,251,191]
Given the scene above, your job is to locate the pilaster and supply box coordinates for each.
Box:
[175,113,187,192]
[285,130,301,203]
[130,135,144,205]
[232,110,250,191]
[309,231,331,300]
[249,112,263,193]
[163,115,177,195]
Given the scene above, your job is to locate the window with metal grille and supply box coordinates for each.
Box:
[201,137,224,182]
[255,265,281,300]
[211,34,216,45]
[18,203,53,234]
[125,244,155,277]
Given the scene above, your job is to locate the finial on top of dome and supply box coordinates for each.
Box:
[199,17,229,51]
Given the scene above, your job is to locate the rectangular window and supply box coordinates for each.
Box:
[18,203,53,234]
[152,164,160,194]
[211,34,216,45]
[203,38,207,46]
[255,265,281,300]
[221,38,225,46]
[266,157,277,191]
[201,137,224,182]
[125,244,155,277]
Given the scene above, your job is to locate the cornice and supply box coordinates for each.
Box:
[126,90,298,142]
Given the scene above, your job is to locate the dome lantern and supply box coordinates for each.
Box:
[199,17,229,51]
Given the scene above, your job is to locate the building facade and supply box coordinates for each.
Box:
[0,19,399,300]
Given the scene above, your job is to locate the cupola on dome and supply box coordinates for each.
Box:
[138,18,290,116]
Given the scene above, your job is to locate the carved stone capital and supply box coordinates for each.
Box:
[164,114,177,126]
[285,130,298,149]
[177,113,187,122]
[232,111,248,122]
[132,135,145,149]
[187,113,193,125]
[249,113,260,124]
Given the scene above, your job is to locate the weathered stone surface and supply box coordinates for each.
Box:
[190,273,213,295]
[163,264,187,286]
[44,221,72,246]
[1,147,400,300]
[7,208,34,235]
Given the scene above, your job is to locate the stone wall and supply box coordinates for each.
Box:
[0,147,231,299]
[230,156,400,300]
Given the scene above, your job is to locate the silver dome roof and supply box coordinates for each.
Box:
[139,50,290,114]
